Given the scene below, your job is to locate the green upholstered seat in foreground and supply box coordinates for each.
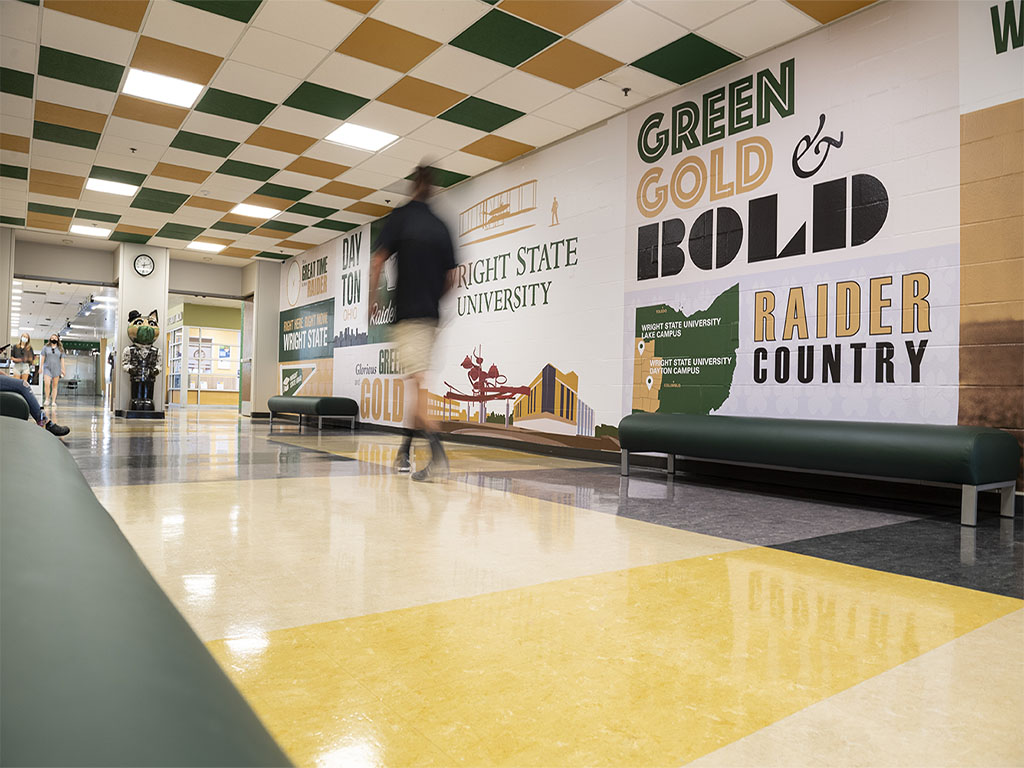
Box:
[618,413,1019,526]
[0,417,291,768]
[267,395,358,432]
[0,390,31,421]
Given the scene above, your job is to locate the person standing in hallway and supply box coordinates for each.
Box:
[369,165,457,482]
[0,372,70,436]
[10,333,33,382]
[41,334,65,408]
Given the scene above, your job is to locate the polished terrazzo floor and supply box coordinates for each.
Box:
[55,401,1024,767]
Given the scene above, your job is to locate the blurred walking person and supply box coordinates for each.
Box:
[41,333,65,408]
[10,333,33,382]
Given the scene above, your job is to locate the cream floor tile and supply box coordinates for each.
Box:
[96,472,748,640]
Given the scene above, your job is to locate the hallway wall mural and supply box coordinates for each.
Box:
[279,0,1022,465]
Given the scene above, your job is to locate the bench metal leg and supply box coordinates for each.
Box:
[620,449,629,477]
[269,411,273,433]
[318,415,323,431]
[999,484,1015,518]
[961,484,978,526]
[667,453,675,476]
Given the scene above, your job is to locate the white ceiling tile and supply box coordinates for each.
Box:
[119,209,169,227]
[34,77,118,114]
[274,210,315,224]
[149,237,187,248]
[252,0,362,50]
[301,191,355,208]
[2,149,29,164]
[434,151,500,176]
[28,193,79,210]
[492,114,575,146]
[407,119,486,151]
[262,106,341,140]
[369,0,487,42]
[97,133,167,162]
[570,2,686,63]
[199,175,265,198]
[304,140,373,167]
[356,153,417,178]
[533,92,622,129]
[169,207,223,227]
[307,53,403,100]
[1,178,28,194]
[41,8,136,64]
[230,27,329,79]
[269,170,329,191]
[229,144,297,169]
[146,177,201,196]
[332,210,373,224]
[699,0,817,56]
[142,0,246,56]
[209,61,301,103]
[92,153,157,175]
[363,189,409,207]
[158,148,223,172]
[1,36,35,72]
[1,94,33,121]
[338,167,399,188]
[32,140,97,166]
[29,155,92,177]
[104,116,176,147]
[296,226,338,244]
[1,0,39,43]
[347,101,431,136]
[409,46,511,95]
[475,70,570,113]
[180,113,255,143]
[601,65,678,99]
[635,0,751,30]
[381,137,451,164]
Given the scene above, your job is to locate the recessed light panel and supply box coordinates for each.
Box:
[325,123,398,152]
[187,241,226,253]
[86,178,139,196]
[123,68,203,108]
[70,224,112,237]
[230,203,281,219]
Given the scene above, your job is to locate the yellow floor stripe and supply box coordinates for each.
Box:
[208,547,1021,767]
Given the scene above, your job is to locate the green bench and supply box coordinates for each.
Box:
[0,417,291,767]
[267,395,359,433]
[618,413,1020,527]
[0,390,31,421]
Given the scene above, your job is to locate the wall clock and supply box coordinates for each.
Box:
[134,253,155,276]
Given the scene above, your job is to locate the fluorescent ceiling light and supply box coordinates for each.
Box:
[93,295,117,303]
[19,326,33,331]
[187,241,226,253]
[69,324,92,330]
[70,224,112,238]
[123,68,203,108]
[86,177,138,196]
[325,123,398,152]
[230,203,280,219]
[12,288,22,293]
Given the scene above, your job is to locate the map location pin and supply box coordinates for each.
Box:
[637,340,645,355]
[646,375,653,391]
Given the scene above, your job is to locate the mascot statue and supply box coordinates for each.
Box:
[123,309,161,411]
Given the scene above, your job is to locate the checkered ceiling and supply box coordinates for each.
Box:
[0,0,876,264]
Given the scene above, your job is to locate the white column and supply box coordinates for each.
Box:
[244,259,281,417]
[115,244,169,414]
[1,227,14,346]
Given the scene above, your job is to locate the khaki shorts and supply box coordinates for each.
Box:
[10,362,29,375]
[392,319,437,376]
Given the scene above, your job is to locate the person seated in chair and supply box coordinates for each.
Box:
[0,371,70,436]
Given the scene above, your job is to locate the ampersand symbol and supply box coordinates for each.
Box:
[792,113,844,178]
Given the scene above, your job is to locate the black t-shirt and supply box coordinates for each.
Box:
[373,200,456,321]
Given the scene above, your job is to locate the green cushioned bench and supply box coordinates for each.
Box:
[0,417,291,767]
[267,395,359,433]
[618,413,1020,527]
[0,389,31,420]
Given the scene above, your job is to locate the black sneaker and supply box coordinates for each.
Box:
[394,453,412,473]
[45,421,70,437]
[412,455,449,483]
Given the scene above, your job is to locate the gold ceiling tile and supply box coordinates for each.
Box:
[114,224,158,236]
[377,77,468,117]
[249,227,287,239]
[243,193,294,210]
[786,0,876,23]
[345,201,392,217]
[499,0,620,35]
[326,0,379,12]
[34,101,107,133]
[152,163,211,184]
[337,18,440,72]
[194,235,234,246]
[26,212,71,231]
[461,135,534,162]
[184,196,235,212]
[245,127,317,155]
[0,133,30,154]
[318,181,374,199]
[44,0,149,32]
[285,157,350,179]
[219,212,264,225]
[221,247,259,259]
[112,95,188,130]
[518,39,620,89]
[276,240,317,251]
[29,169,85,199]
[131,36,223,85]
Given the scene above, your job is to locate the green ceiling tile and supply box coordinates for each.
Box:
[109,230,151,244]
[210,220,255,234]
[283,82,368,121]
[420,167,470,188]
[262,219,305,233]
[256,182,308,201]
[89,166,147,186]
[34,121,101,150]
[196,88,275,124]
[37,47,124,92]
[450,10,558,67]
[170,131,239,157]
[16,0,40,5]
[156,222,205,240]
[0,216,26,226]
[217,159,277,181]
[254,251,290,261]
[0,67,33,99]
[440,97,523,133]
[28,202,75,217]
[75,209,121,223]
[1,164,28,180]
[131,187,189,214]
[313,219,357,232]
[632,34,741,86]
[287,202,338,218]
[173,0,262,23]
